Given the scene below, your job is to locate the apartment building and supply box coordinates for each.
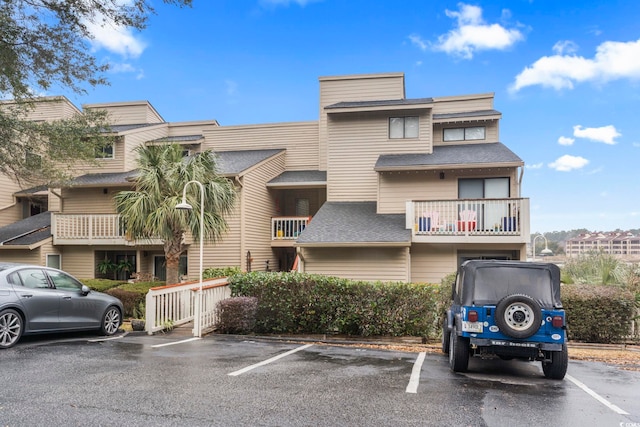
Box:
[0,72,530,283]
[565,232,640,258]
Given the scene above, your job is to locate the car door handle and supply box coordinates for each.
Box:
[22,294,34,298]
[62,296,72,300]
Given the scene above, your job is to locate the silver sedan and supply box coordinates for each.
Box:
[0,262,123,349]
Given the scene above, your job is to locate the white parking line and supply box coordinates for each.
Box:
[228,344,314,376]
[566,374,629,415]
[88,333,127,343]
[151,337,202,348]
[406,352,426,393]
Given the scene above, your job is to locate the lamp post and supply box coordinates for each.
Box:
[532,233,553,261]
[176,180,204,338]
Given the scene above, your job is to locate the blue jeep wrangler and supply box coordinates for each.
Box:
[443,260,568,380]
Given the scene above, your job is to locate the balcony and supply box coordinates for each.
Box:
[52,213,162,246]
[406,198,530,244]
[271,216,311,247]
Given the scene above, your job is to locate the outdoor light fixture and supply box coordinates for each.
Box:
[176,180,204,337]
[532,233,553,261]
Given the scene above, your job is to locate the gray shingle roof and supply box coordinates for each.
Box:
[66,170,139,187]
[149,135,203,143]
[267,170,327,187]
[215,149,284,176]
[296,202,410,246]
[14,185,48,196]
[0,211,51,246]
[374,143,523,171]
[433,109,501,120]
[325,98,434,110]
[107,123,161,133]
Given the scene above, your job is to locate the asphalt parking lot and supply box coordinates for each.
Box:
[1,330,639,426]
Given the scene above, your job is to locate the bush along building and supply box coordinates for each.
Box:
[0,72,530,283]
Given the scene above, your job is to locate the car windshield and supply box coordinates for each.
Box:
[472,266,555,307]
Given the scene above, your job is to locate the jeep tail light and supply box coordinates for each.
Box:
[552,316,564,328]
[468,310,478,322]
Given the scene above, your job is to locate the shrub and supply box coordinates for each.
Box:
[562,283,636,343]
[104,281,161,318]
[80,278,127,292]
[203,266,242,279]
[215,297,258,334]
[229,272,442,338]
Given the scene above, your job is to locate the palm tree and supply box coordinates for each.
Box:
[114,144,236,285]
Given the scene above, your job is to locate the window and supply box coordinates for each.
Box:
[46,254,61,269]
[389,117,419,139]
[95,142,114,159]
[443,126,485,142]
[48,270,83,291]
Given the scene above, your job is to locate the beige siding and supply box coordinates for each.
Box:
[122,127,168,171]
[190,203,242,276]
[1,97,80,121]
[433,121,499,145]
[84,101,164,125]
[319,73,406,170]
[204,122,319,171]
[301,247,409,282]
[327,110,431,202]
[167,121,218,137]
[241,155,286,271]
[59,246,97,278]
[378,168,520,214]
[431,93,494,114]
[62,187,125,214]
[410,244,457,283]
[0,175,22,227]
[0,248,42,264]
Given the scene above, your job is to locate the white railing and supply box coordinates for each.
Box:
[407,198,528,236]
[145,277,230,336]
[272,216,311,240]
[53,213,124,242]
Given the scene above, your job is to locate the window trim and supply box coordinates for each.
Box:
[389,116,419,139]
[443,126,486,142]
[95,142,114,159]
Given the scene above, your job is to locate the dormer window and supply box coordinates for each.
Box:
[95,142,114,159]
[389,117,419,139]
[443,126,485,142]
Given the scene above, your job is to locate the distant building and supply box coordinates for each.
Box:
[565,232,640,258]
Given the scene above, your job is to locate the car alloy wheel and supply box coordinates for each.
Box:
[0,309,23,349]
[101,306,121,336]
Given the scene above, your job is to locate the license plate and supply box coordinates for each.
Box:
[462,321,483,333]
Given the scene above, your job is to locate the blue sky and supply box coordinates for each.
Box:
[62,0,640,234]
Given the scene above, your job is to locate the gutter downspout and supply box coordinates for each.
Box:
[234,176,245,271]
[295,247,305,273]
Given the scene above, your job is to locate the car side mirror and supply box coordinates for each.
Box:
[81,285,91,296]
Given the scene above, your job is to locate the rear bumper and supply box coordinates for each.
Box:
[471,337,564,352]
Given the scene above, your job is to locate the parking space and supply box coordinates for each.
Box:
[2,331,638,426]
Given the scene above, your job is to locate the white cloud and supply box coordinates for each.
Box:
[85,20,146,58]
[633,142,640,148]
[526,162,544,169]
[109,62,145,80]
[552,40,578,55]
[511,38,640,92]
[558,136,574,146]
[409,34,428,52]
[548,155,589,172]
[432,3,523,59]
[573,125,621,145]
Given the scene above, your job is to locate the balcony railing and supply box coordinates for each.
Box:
[406,198,529,239]
[271,216,311,240]
[52,213,161,245]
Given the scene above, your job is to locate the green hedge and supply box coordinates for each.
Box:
[229,272,444,338]
[103,281,163,318]
[562,283,636,343]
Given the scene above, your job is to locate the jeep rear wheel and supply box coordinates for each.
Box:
[449,325,469,372]
[495,294,542,339]
[542,344,568,380]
